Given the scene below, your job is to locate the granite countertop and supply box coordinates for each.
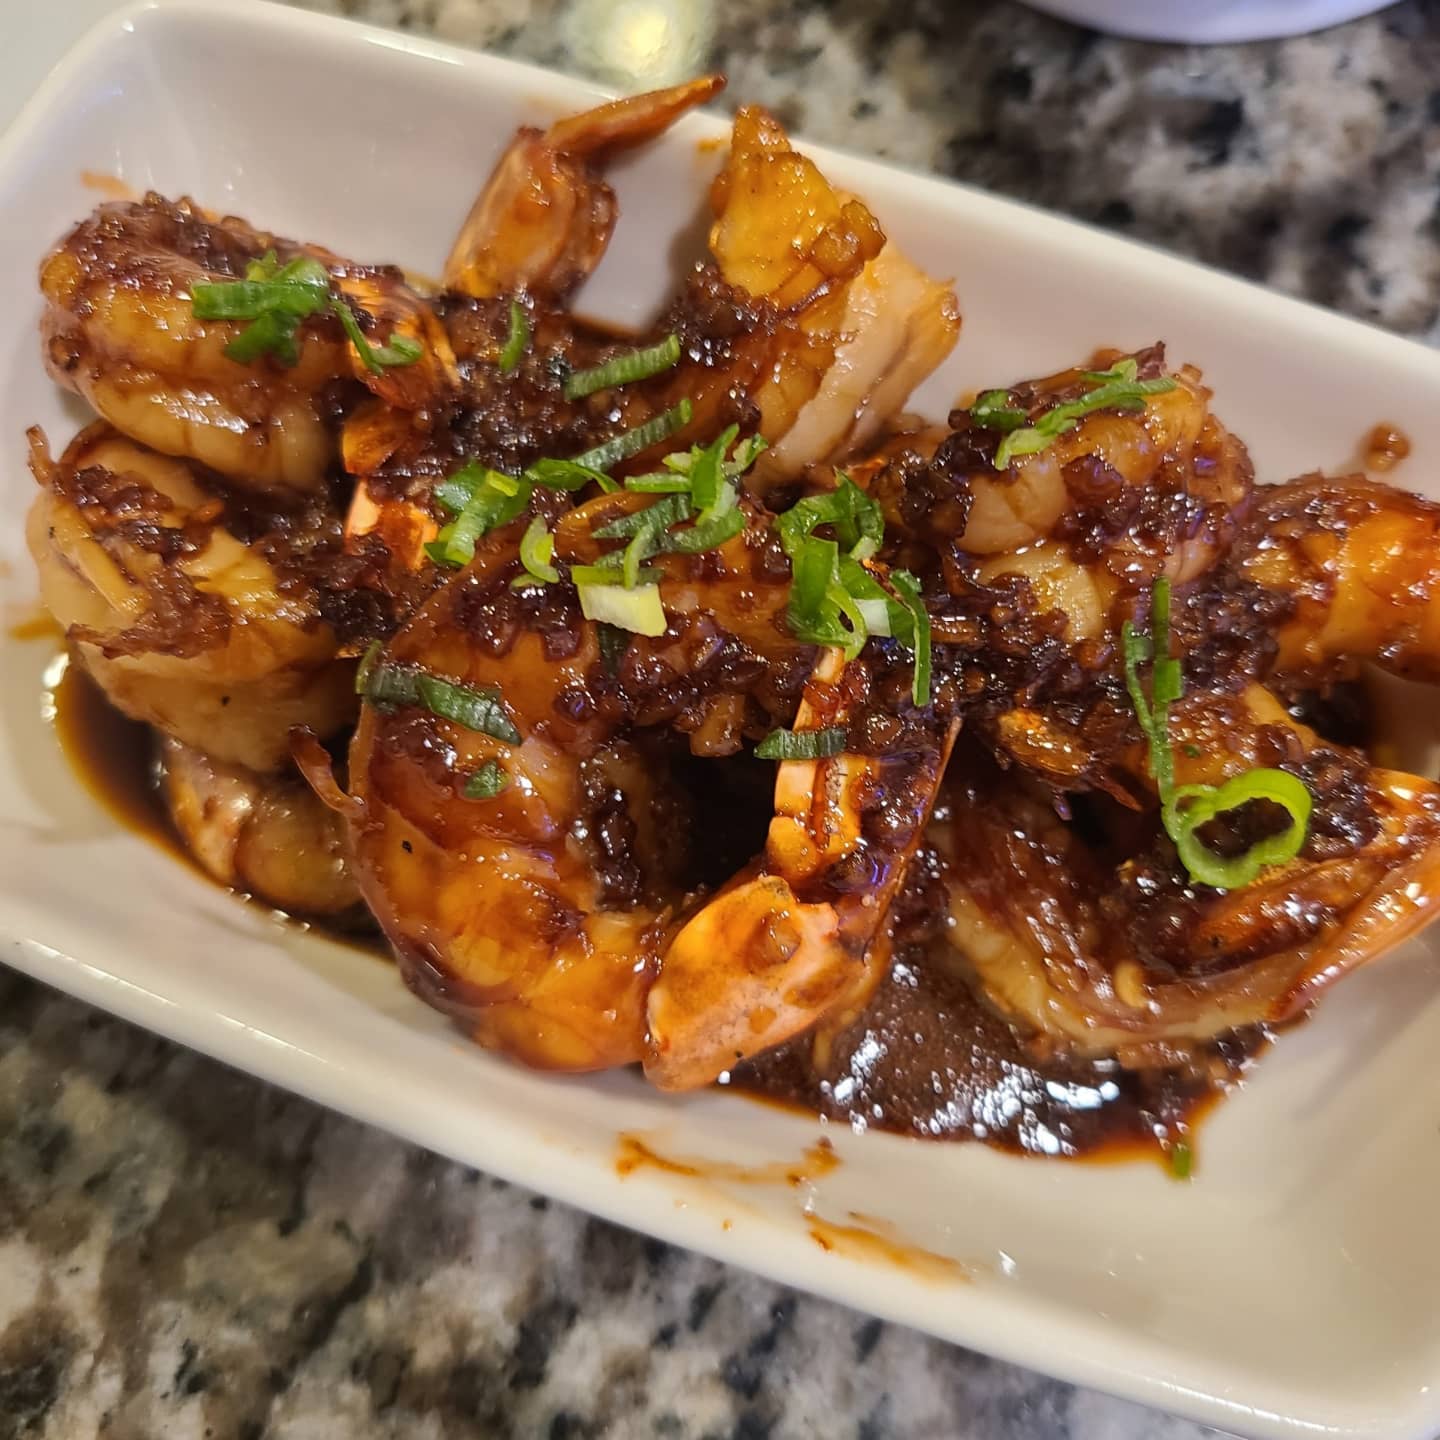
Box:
[5,1,1440,1436]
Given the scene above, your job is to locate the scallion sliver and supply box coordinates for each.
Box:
[563,334,682,400]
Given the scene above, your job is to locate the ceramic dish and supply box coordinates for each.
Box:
[3,5,1440,1437]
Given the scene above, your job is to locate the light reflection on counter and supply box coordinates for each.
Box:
[564,0,716,88]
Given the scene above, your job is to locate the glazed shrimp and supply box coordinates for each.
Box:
[938,687,1440,1066]
[161,737,366,922]
[27,424,355,772]
[645,647,957,1090]
[444,76,726,301]
[326,497,950,1078]
[346,91,962,567]
[703,106,960,487]
[1229,475,1440,683]
[875,345,1249,576]
[41,193,453,496]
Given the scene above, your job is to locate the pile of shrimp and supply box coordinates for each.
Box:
[25,75,1440,1118]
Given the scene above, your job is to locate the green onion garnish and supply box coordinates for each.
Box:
[570,400,693,476]
[1168,1140,1193,1181]
[513,515,560,587]
[361,659,520,744]
[331,302,424,375]
[463,760,510,800]
[523,459,614,493]
[191,250,422,372]
[888,569,932,707]
[192,253,330,367]
[1124,579,1310,889]
[570,562,664,588]
[592,495,693,542]
[968,389,1028,433]
[499,300,529,373]
[575,579,667,636]
[429,464,530,568]
[1166,770,1313,892]
[988,359,1177,470]
[563,334,682,401]
[754,726,848,761]
[660,507,745,554]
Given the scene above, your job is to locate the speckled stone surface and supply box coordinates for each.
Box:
[6,1,1440,1436]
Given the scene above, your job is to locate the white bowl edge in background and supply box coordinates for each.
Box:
[1018,0,1397,43]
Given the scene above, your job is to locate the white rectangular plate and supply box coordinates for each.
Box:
[3,5,1440,1436]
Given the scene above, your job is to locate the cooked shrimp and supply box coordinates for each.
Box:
[325,497,949,1078]
[161,737,365,922]
[40,193,453,495]
[706,106,960,488]
[27,424,355,772]
[938,688,1440,1066]
[1230,475,1440,684]
[444,76,726,301]
[645,647,957,1090]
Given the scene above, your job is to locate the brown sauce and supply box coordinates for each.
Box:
[46,652,1234,1169]
[616,1133,839,1186]
[807,1213,970,1283]
[732,943,1248,1168]
[1363,423,1411,473]
[46,654,185,864]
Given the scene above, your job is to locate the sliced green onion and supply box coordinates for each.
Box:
[354,638,383,694]
[331,299,423,374]
[576,579,667,636]
[1124,577,1311,889]
[191,273,328,321]
[524,458,613,492]
[1164,769,1313,891]
[563,334,682,400]
[223,309,303,365]
[889,568,932,707]
[463,760,510,800]
[592,495,692,541]
[776,475,883,562]
[623,473,694,494]
[433,468,530,568]
[1168,1140,1193,1181]
[660,506,745,554]
[514,515,559,586]
[570,400,693,476]
[789,535,839,626]
[499,300,529,373]
[968,389,1028,433]
[993,358,1177,470]
[1122,579,1176,807]
[754,725,847,761]
[434,464,485,515]
[570,562,663,587]
[362,661,520,744]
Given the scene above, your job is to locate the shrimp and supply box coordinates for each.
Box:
[26,423,355,772]
[1228,475,1440,684]
[645,647,957,1089]
[160,737,366,923]
[444,76,727,301]
[345,91,963,566]
[323,498,952,1080]
[706,106,961,488]
[40,193,454,496]
[937,687,1440,1066]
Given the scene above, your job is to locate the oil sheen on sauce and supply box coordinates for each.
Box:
[45,650,1228,1167]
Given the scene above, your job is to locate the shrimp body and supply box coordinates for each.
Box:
[1231,476,1440,683]
[939,688,1440,1065]
[41,194,451,496]
[161,737,365,922]
[336,502,947,1078]
[708,107,960,488]
[27,424,354,772]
